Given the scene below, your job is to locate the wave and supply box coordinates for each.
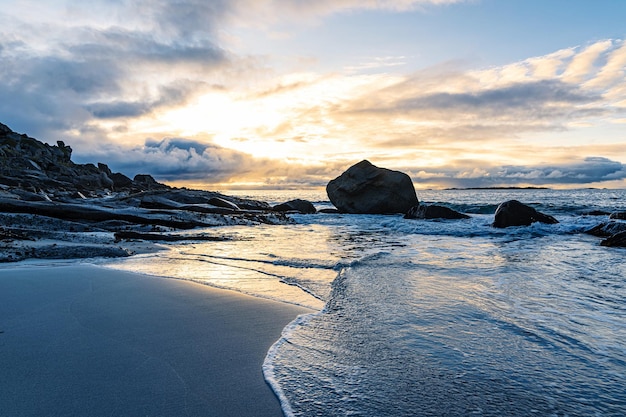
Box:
[179,251,339,271]
[295,210,606,241]
[266,244,626,416]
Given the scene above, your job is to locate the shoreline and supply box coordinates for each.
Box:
[0,262,312,417]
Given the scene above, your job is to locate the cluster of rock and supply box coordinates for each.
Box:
[2,122,625,261]
[326,160,625,247]
[0,123,318,261]
[0,122,169,198]
[584,213,626,247]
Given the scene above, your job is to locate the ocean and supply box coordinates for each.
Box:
[105,188,626,416]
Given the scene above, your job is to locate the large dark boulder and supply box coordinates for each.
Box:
[492,200,558,228]
[405,204,470,220]
[273,199,316,214]
[326,160,418,214]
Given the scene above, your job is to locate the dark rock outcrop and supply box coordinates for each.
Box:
[585,222,626,237]
[0,197,212,229]
[405,204,470,220]
[582,210,610,216]
[585,221,626,247]
[326,160,418,214]
[208,197,240,211]
[139,195,185,210]
[492,200,558,228]
[110,172,133,188]
[273,199,317,214]
[114,231,229,242]
[609,211,626,220]
[601,231,626,247]
[0,122,169,195]
[0,122,298,262]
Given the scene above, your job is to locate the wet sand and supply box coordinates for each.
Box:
[0,263,310,417]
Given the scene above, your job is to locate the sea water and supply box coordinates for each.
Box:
[105,188,626,416]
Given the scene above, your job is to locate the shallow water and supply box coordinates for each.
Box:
[106,188,626,416]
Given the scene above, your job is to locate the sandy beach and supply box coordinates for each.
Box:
[0,263,311,417]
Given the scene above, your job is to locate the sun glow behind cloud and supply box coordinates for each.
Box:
[1,0,626,189]
[153,72,402,164]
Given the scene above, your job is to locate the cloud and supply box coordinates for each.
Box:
[134,0,229,37]
[585,40,626,89]
[0,0,230,137]
[344,56,408,73]
[1,3,625,190]
[86,82,200,119]
[90,135,625,189]
[293,40,625,161]
[562,40,613,83]
[526,48,575,79]
[81,135,335,188]
[231,0,466,25]
[85,137,259,181]
[394,79,598,112]
[65,31,225,71]
[404,157,626,188]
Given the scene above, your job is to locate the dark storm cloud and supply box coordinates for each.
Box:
[364,79,604,122]
[400,80,596,110]
[406,157,626,188]
[87,101,152,119]
[0,0,230,135]
[497,157,626,184]
[24,56,122,95]
[68,27,225,65]
[143,0,230,37]
[87,82,199,119]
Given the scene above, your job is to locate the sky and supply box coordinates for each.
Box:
[1,0,626,190]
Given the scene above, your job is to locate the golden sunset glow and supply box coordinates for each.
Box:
[2,1,625,189]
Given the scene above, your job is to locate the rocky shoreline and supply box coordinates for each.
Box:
[2,123,625,263]
[0,123,300,262]
[326,160,626,247]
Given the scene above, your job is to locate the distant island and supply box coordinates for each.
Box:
[445,186,550,190]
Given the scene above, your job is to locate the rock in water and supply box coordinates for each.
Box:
[585,222,626,237]
[492,200,558,228]
[609,211,626,220]
[405,204,470,220]
[273,199,317,214]
[326,160,418,214]
[601,231,626,247]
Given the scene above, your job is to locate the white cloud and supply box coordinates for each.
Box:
[1,2,625,189]
[562,40,613,83]
[406,157,626,188]
[527,48,575,79]
[584,40,626,89]
[230,0,466,25]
